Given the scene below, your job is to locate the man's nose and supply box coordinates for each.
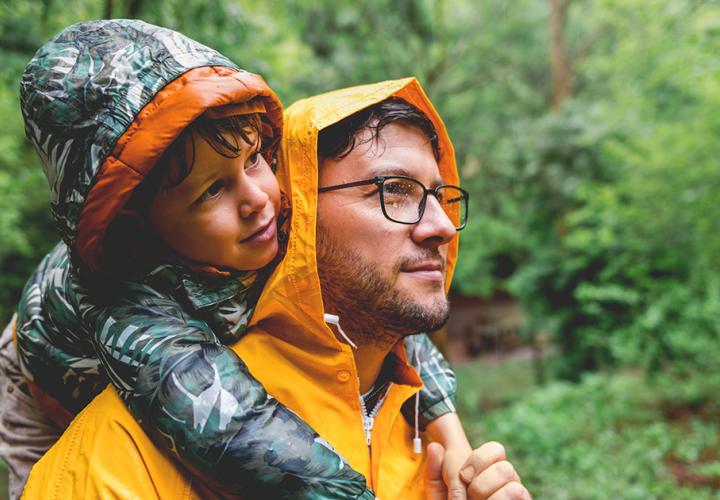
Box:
[411,195,456,247]
[237,177,269,218]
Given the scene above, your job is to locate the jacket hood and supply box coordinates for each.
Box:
[20,19,282,270]
[251,77,460,350]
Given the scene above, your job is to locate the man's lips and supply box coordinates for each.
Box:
[240,218,276,244]
[400,260,444,281]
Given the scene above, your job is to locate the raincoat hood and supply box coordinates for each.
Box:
[250,77,459,342]
[20,19,282,271]
[232,78,461,495]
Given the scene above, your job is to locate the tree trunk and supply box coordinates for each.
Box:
[548,0,572,109]
[127,0,143,17]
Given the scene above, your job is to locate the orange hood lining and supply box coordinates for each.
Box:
[75,66,283,271]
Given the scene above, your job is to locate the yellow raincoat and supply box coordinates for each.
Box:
[23,77,460,499]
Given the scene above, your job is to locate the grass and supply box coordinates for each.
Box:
[454,354,540,414]
[455,357,720,499]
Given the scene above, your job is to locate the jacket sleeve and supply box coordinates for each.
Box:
[81,291,374,499]
[402,333,457,429]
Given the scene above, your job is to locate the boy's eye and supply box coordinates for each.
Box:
[197,180,224,203]
[245,151,261,170]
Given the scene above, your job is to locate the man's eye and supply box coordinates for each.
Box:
[245,151,261,170]
[197,180,224,202]
[384,181,416,197]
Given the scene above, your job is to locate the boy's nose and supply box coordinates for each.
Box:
[238,180,269,218]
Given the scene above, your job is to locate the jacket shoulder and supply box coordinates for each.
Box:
[23,387,197,499]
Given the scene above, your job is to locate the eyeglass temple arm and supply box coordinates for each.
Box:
[317,178,381,193]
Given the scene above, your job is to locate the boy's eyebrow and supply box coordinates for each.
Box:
[169,131,262,199]
[172,160,225,198]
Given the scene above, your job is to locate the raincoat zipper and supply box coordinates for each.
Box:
[359,386,391,447]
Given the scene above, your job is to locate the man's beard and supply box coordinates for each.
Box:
[316,224,450,348]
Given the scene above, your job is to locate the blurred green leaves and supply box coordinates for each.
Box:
[457,366,720,499]
[1,2,719,497]
[0,0,719,376]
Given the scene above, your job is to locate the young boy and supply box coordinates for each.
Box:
[1,20,464,497]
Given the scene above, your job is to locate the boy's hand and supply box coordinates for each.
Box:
[436,441,473,499]
[424,412,472,498]
[425,441,531,500]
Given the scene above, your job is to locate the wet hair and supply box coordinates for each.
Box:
[101,112,270,274]
[317,97,440,162]
[132,113,266,207]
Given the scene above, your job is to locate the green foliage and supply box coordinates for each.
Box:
[0,0,718,377]
[457,362,720,499]
[451,0,720,377]
[0,457,6,500]
[0,2,718,496]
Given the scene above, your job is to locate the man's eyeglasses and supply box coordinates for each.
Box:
[318,175,469,230]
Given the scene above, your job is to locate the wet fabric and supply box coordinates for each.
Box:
[23,76,462,500]
[0,317,62,499]
[15,19,370,497]
[15,20,455,498]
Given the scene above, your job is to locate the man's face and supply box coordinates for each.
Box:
[316,122,457,345]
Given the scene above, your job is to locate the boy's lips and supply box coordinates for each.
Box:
[241,218,276,244]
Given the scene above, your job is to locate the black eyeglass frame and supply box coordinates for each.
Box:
[318,175,469,230]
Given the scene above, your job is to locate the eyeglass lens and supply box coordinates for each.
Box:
[381,178,466,229]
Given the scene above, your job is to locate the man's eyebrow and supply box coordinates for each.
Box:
[368,164,444,186]
[368,165,414,178]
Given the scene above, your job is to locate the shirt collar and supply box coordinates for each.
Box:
[180,269,260,310]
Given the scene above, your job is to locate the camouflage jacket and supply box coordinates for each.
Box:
[16,20,456,498]
[17,242,456,498]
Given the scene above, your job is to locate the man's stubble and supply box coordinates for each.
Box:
[316,223,450,349]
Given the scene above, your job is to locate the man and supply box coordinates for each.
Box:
[23,78,530,499]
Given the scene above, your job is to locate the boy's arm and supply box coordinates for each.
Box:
[83,293,373,499]
[403,333,457,428]
[426,412,472,453]
[404,334,475,497]
[426,413,473,499]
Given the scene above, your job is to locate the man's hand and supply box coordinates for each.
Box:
[425,441,531,500]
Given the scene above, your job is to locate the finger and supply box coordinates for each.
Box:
[487,482,532,500]
[467,461,521,500]
[425,442,447,500]
[443,453,468,500]
[460,441,506,484]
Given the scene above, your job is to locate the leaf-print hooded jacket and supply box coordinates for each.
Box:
[15,20,456,498]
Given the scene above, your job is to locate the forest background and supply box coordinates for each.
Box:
[0,0,719,498]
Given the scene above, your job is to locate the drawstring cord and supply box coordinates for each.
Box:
[323,314,422,454]
[413,347,422,454]
[323,313,357,349]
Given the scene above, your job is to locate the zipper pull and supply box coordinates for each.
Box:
[364,415,374,446]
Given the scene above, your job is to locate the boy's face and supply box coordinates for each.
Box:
[149,126,280,271]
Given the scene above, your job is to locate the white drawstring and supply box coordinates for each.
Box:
[324,314,422,453]
[323,314,357,349]
[413,348,422,454]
